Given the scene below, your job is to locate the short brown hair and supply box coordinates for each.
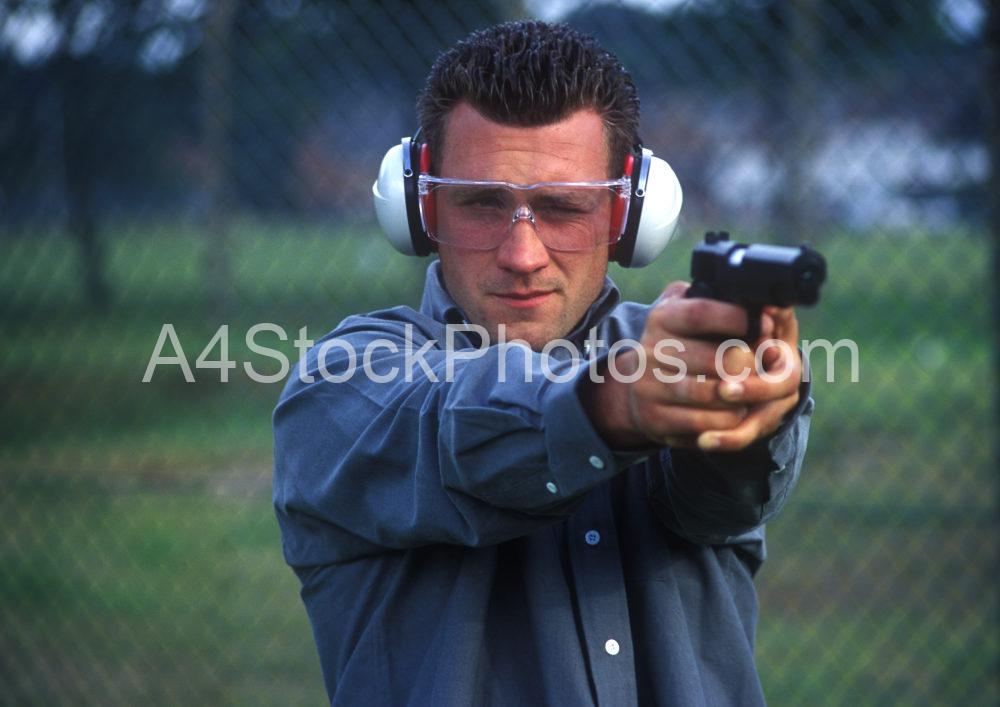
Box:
[417,20,640,177]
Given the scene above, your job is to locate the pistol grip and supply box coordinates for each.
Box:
[686,283,761,342]
[685,280,715,300]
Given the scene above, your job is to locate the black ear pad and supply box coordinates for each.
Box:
[614,147,682,268]
[612,147,649,267]
[402,136,433,256]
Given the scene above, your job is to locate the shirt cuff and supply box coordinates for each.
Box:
[539,361,643,501]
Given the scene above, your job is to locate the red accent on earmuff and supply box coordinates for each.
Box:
[419,142,431,173]
[608,153,635,260]
[418,143,438,249]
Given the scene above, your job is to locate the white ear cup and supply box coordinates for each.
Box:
[629,156,682,268]
[372,143,417,255]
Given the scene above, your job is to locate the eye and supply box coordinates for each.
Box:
[539,201,586,215]
[533,192,601,217]
[451,188,508,210]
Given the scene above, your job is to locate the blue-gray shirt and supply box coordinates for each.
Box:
[273,261,812,706]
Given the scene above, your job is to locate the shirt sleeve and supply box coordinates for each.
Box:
[647,379,814,547]
[273,311,639,567]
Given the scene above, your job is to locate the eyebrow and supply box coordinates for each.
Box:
[531,190,605,208]
[447,186,510,203]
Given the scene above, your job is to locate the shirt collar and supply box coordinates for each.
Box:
[419,260,621,341]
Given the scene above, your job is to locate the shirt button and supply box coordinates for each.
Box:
[605,639,620,656]
[584,530,601,546]
[588,455,605,470]
[545,481,558,494]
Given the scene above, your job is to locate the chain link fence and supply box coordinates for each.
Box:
[1,0,997,704]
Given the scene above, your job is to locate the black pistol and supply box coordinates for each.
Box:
[686,231,827,341]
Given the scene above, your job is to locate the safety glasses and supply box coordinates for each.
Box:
[418,175,632,252]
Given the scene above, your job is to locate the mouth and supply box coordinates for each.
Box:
[492,290,556,309]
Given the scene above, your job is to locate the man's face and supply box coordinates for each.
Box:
[435,103,612,351]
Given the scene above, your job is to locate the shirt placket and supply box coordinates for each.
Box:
[566,483,638,707]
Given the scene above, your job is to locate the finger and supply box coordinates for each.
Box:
[762,306,799,347]
[657,281,690,302]
[757,311,775,341]
[695,394,800,452]
[636,373,747,409]
[760,341,799,376]
[633,401,749,439]
[739,374,801,404]
[649,297,750,339]
[716,363,802,405]
[646,337,757,377]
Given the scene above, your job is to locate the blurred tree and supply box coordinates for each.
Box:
[57,44,107,308]
[768,0,819,244]
[569,0,985,229]
[987,0,999,488]
[0,0,202,309]
[0,0,987,255]
[222,0,510,214]
[200,0,237,315]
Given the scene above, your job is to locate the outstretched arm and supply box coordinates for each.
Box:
[581,282,812,543]
[274,311,644,567]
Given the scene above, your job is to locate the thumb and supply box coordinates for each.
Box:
[655,281,690,305]
[762,306,799,345]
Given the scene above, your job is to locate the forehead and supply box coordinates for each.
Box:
[438,103,610,183]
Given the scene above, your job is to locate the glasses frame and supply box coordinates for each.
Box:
[417,174,633,252]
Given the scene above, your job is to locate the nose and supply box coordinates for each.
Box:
[496,212,550,274]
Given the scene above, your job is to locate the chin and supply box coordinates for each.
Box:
[493,322,561,352]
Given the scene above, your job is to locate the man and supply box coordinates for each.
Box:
[274,20,811,706]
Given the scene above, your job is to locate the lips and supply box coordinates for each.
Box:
[493,290,555,308]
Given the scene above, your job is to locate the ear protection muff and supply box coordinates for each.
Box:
[372,133,434,256]
[613,146,683,268]
[372,135,682,267]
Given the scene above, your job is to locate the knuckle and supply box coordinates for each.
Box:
[673,377,697,404]
[724,409,749,428]
[693,380,718,406]
[681,299,711,330]
[644,305,671,336]
[632,398,659,424]
[693,408,741,433]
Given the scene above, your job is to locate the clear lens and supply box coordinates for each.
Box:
[418,177,630,252]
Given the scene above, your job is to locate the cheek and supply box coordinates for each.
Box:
[574,251,609,300]
[439,252,487,309]
[555,251,608,323]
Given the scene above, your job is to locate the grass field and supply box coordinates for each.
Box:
[1,221,996,704]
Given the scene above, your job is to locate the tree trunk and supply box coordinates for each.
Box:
[201,0,239,316]
[986,0,1000,506]
[60,55,109,310]
[769,0,818,244]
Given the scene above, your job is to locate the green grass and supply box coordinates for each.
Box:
[758,496,998,706]
[1,222,429,470]
[0,469,325,705]
[0,221,996,703]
